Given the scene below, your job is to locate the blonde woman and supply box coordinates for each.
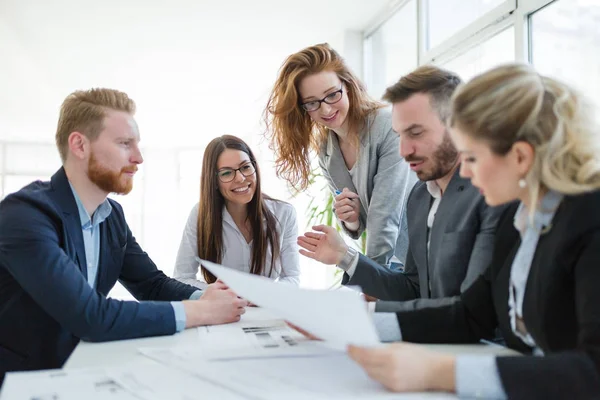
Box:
[264,43,416,268]
[347,65,600,399]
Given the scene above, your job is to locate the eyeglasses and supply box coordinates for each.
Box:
[300,86,344,112]
[217,163,256,183]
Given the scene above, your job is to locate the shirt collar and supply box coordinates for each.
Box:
[425,181,442,199]
[513,190,563,236]
[222,206,236,228]
[69,183,112,229]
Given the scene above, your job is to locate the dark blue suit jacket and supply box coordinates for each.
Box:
[0,168,197,383]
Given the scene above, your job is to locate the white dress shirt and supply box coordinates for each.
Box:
[343,180,441,278]
[425,181,442,255]
[174,199,301,289]
[507,190,562,351]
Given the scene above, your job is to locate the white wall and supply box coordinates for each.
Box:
[0,1,384,295]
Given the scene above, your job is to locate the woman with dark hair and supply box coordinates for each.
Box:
[174,135,300,288]
[264,43,416,268]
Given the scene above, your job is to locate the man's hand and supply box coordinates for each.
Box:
[334,188,360,231]
[348,343,456,393]
[297,225,348,265]
[362,293,378,302]
[183,281,248,328]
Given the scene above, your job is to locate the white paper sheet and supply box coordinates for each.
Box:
[1,367,141,400]
[199,258,380,349]
[139,347,313,400]
[226,354,457,399]
[194,318,340,360]
[139,347,455,400]
[1,362,252,400]
[110,361,248,400]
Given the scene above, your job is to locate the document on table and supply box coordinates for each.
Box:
[0,367,140,400]
[194,318,341,360]
[1,362,251,400]
[139,347,455,400]
[199,258,380,349]
[110,361,250,400]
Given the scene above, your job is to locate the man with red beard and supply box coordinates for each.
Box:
[0,88,247,384]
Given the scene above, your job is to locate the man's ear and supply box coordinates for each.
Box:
[67,132,88,160]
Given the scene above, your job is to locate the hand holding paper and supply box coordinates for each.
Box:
[198,259,380,349]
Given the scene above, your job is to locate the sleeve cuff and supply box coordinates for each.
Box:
[456,355,507,399]
[339,249,359,276]
[171,301,187,332]
[189,290,203,300]
[367,301,376,314]
[372,312,402,342]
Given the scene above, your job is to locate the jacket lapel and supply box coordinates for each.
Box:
[412,189,431,272]
[353,128,371,215]
[49,168,88,280]
[323,130,368,216]
[428,168,465,263]
[95,222,109,293]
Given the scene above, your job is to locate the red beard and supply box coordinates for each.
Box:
[88,153,137,195]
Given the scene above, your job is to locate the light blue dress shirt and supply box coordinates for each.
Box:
[373,190,563,399]
[69,185,200,332]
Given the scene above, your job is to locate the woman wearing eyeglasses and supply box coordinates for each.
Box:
[264,43,416,268]
[347,65,600,399]
[174,135,300,289]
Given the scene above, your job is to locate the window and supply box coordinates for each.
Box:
[442,27,515,81]
[5,143,60,175]
[4,175,45,195]
[364,0,417,99]
[530,0,600,110]
[1,142,58,197]
[177,149,203,218]
[427,0,508,48]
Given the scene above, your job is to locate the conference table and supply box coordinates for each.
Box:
[62,307,519,399]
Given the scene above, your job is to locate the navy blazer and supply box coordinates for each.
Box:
[0,168,196,382]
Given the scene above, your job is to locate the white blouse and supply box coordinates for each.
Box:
[509,190,562,351]
[174,199,301,289]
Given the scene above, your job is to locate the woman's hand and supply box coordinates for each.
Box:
[348,343,456,393]
[334,188,360,230]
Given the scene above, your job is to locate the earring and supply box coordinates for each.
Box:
[518,179,527,188]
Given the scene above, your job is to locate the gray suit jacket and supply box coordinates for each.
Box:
[318,108,417,266]
[343,168,506,312]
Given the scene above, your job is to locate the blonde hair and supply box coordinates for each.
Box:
[451,63,600,209]
[264,43,383,191]
[56,88,136,162]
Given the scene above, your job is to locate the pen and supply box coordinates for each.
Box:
[335,190,342,195]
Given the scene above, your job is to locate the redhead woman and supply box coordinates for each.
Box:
[264,43,416,268]
[174,135,300,288]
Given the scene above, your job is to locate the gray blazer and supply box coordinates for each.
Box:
[318,108,417,266]
[343,168,507,312]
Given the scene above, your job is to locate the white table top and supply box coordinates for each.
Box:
[0,307,522,400]
[66,307,518,369]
